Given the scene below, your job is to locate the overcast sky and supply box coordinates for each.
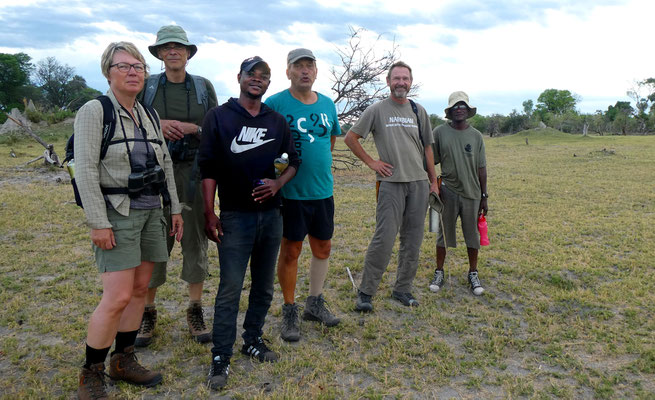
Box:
[1,0,653,117]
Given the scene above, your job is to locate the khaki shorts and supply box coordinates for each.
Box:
[437,185,481,249]
[94,208,169,272]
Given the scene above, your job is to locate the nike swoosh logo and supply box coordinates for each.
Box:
[230,137,275,153]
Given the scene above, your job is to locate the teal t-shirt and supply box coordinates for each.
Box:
[265,89,341,200]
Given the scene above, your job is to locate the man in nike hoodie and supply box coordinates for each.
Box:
[199,56,299,390]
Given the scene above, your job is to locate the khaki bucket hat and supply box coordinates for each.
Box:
[429,191,444,213]
[445,91,477,119]
[148,25,198,60]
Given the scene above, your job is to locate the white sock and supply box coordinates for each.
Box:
[309,256,329,297]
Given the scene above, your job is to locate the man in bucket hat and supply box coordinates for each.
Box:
[136,25,218,346]
[429,91,488,296]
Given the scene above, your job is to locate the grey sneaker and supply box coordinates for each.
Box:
[429,269,445,293]
[468,271,485,296]
[280,303,300,342]
[392,291,419,307]
[241,337,278,363]
[355,290,373,312]
[303,294,340,327]
[207,355,230,390]
[135,306,156,347]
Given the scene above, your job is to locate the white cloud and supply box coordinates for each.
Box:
[2,0,653,114]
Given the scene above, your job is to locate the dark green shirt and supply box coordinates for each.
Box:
[433,123,486,199]
[141,76,218,149]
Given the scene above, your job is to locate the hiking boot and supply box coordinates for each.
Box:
[241,337,278,363]
[108,346,162,387]
[78,363,108,400]
[355,290,373,312]
[207,354,230,390]
[187,302,211,343]
[135,306,156,347]
[468,271,485,296]
[429,269,445,293]
[392,291,419,307]
[303,294,340,327]
[280,303,300,342]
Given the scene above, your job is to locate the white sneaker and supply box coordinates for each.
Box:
[468,271,485,296]
[429,269,445,293]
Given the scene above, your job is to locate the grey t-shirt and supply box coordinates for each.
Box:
[433,123,486,199]
[351,98,433,182]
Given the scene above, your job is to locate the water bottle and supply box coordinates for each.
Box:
[273,153,289,177]
[67,159,75,179]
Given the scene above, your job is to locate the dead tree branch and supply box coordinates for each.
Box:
[5,113,62,167]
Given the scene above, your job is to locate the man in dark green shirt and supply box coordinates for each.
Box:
[430,91,488,296]
[136,25,218,346]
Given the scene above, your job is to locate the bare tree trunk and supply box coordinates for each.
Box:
[5,113,62,167]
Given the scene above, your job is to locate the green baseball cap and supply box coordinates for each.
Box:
[148,25,198,60]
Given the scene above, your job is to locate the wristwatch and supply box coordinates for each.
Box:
[481,193,489,199]
[197,126,202,135]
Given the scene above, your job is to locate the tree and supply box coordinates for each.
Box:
[627,81,652,133]
[606,101,633,135]
[0,52,34,113]
[502,109,529,134]
[329,27,403,169]
[429,114,446,129]
[34,57,75,109]
[330,27,407,128]
[65,75,102,111]
[536,89,579,115]
[522,99,533,117]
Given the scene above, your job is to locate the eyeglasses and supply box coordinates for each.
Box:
[110,62,146,73]
[159,43,187,53]
[451,104,469,110]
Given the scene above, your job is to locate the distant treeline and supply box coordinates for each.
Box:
[431,88,655,136]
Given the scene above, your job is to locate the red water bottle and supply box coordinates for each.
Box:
[478,215,490,246]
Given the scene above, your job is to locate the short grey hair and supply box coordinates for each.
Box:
[100,41,149,79]
[387,61,413,81]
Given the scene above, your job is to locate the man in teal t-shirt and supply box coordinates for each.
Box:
[265,48,341,342]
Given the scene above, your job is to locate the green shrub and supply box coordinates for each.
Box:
[25,109,44,123]
[46,109,75,125]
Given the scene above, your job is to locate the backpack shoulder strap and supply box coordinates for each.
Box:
[408,99,426,147]
[141,101,161,135]
[190,74,209,112]
[142,74,163,107]
[97,95,116,159]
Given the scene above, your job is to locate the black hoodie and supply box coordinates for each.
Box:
[199,98,299,212]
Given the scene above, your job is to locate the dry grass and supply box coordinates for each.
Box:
[0,126,654,399]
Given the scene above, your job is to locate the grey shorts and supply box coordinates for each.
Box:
[436,185,481,249]
[94,208,169,272]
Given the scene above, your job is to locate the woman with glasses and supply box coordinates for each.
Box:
[74,41,183,400]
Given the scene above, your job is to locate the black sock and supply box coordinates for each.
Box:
[85,344,110,368]
[112,330,138,355]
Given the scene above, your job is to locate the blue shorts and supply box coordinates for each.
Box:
[281,197,334,241]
